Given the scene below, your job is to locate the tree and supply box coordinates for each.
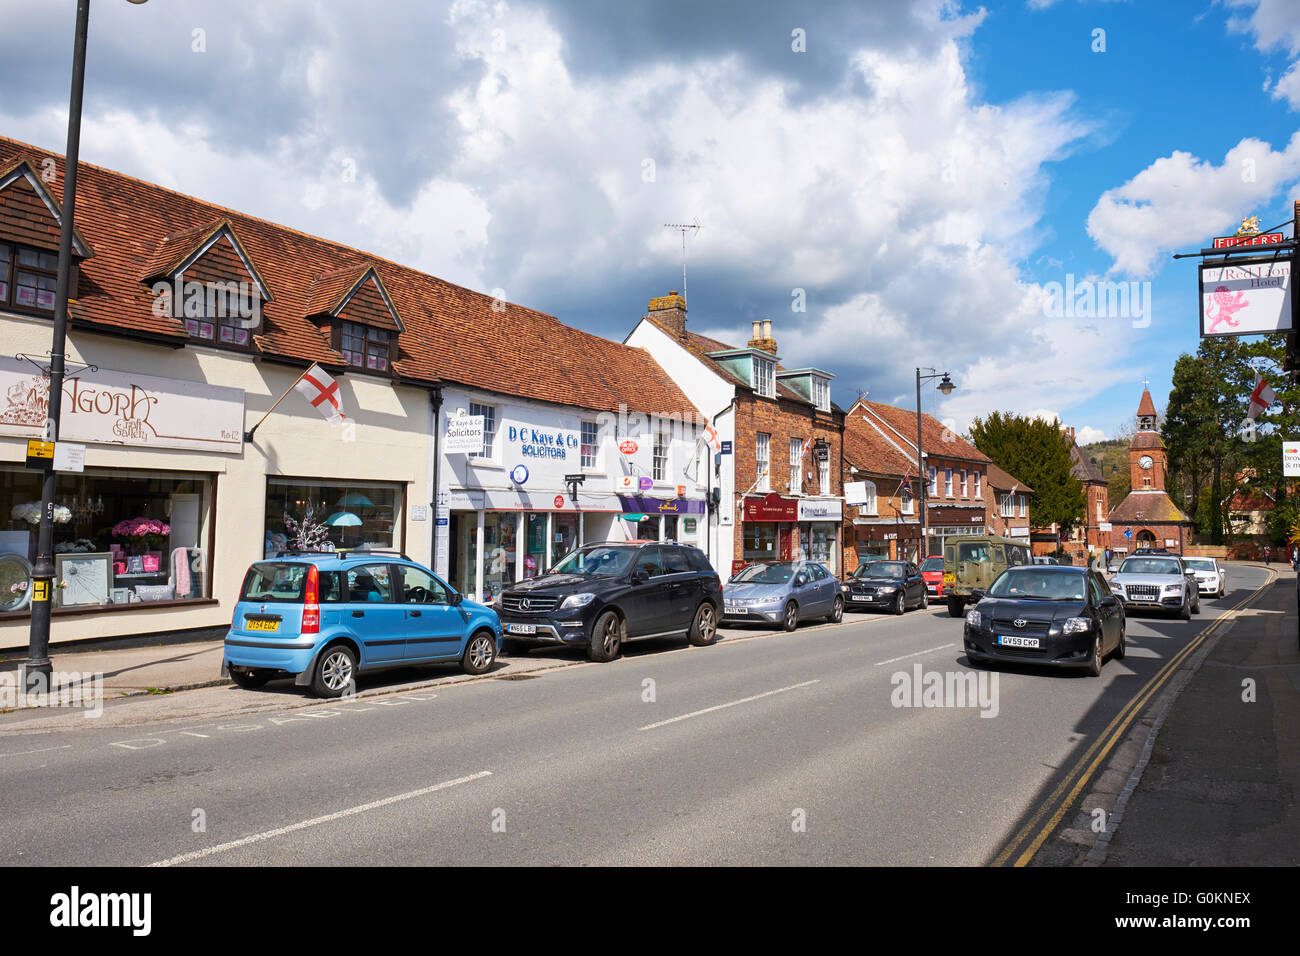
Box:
[969,412,1085,534]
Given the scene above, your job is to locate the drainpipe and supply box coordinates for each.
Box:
[429,386,443,571]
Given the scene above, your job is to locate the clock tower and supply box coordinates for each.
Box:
[1129,386,1166,491]
[1108,385,1193,555]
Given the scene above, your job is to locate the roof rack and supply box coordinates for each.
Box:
[274,548,412,561]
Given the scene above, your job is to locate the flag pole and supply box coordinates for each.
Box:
[245,364,315,443]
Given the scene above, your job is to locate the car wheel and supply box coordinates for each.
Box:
[893,592,905,615]
[947,597,964,618]
[826,595,844,623]
[1087,633,1103,677]
[1181,595,1192,621]
[1115,622,1126,660]
[688,602,719,646]
[228,666,271,689]
[920,590,929,610]
[782,600,799,632]
[588,610,623,662]
[502,638,530,656]
[461,629,497,675]
[311,644,357,699]
[1192,592,1201,615]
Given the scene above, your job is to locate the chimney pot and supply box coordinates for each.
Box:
[762,318,772,340]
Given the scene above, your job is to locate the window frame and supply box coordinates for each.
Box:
[469,402,499,462]
[756,433,771,492]
[653,427,670,482]
[789,438,802,492]
[0,241,60,316]
[752,357,775,398]
[580,419,599,471]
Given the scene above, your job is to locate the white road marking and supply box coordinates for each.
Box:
[0,745,72,758]
[874,644,953,667]
[148,771,492,866]
[638,680,820,731]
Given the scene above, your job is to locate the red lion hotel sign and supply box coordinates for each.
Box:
[0,356,245,452]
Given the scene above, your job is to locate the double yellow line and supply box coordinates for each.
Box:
[990,568,1278,867]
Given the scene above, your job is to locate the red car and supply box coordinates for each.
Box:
[920,555,944,598]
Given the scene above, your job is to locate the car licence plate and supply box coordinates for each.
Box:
[506,624,537,635]
[724,606,746,615]
[942,573,955,584]
[998,635,1039,648]
[245,617,279,632]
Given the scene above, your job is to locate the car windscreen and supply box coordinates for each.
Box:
[920,557,943,572]
[989,569,1087,601]
[732,562,796,584]
[1183,559,1215,572]
[551,547,636,577]
[857,561,906,579]
[240,563,309,603]
[1119,558,1182,576]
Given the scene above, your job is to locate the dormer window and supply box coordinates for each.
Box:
[812,376,830,412]
[341,321,390,372]
[0,243,58,312]
[753,356,775,398]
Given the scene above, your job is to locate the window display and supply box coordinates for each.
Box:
[0,466,212,612]
[265,478,402,557]
[483,512,517,601]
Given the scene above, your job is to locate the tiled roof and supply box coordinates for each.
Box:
[0,136,700,419]
[1131,431,1164,450]
[1137,388,1157,417]
[1109,490,1191,524]
[843,410,916,479]
[854,399,991,465]
[1069,440,1105,483]
[984,462,1033,494]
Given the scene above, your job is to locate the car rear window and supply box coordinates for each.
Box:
[685,548,713,573]
[662,548,691,574]
[959,543,991,562]
[240,563,309,603]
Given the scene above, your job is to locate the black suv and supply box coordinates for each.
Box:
[496,541,723,662]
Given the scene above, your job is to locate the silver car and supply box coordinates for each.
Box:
[722,561,843,631]
[1108,554,1200,619]
[1182,557,1226,599]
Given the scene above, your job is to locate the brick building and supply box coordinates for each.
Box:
[1108,387,1194,556]
[626,298,845,575]
[985,463,1033,544]
[841,399,922,566]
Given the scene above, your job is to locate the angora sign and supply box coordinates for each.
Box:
[0,357,245,452]
[1199,257,1293,337]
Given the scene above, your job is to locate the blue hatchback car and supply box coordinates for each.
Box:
[222,551,502,698]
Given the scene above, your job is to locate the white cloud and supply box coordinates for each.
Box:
[1226,0,1300,108]
[1085,133,1300,276]
[1074,425,1107,444]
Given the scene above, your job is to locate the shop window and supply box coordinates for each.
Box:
[742,522,778,562]
[265,478,402,558]
[483,511,517,601]
[1,466,212,614]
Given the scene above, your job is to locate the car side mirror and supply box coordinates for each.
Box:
[971,589,985,602]
[451,591,463,606]
[795,574,808,587]
[632,568,650,584]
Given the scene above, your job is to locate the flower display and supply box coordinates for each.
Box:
[284,507,331,551]
[112,517,171,538]
[10,502,72,525]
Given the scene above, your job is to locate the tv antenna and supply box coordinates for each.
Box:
[663,219,701,308]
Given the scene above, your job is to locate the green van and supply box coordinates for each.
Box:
[942,535,1033,617]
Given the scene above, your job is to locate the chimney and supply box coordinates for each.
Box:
[647,291,688,340]
[747,316,778,354]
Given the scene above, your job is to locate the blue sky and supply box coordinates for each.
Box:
[2,0,1299,442]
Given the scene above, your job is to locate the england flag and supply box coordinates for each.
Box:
[1246,369,1275,421]
[295,364,346,424]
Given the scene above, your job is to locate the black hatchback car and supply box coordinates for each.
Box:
[843,560,928,614]
[496,541,723,662]
[962,565,1125,676]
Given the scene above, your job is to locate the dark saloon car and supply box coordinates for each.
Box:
[842,560,927,614]
[962,565,1125,677]
[495,541,722,662]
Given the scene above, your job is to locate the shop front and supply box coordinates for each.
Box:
[851,518,922,566]
[738,492,798,574]
[618,495,706,546]
[796,497,843,575]
[926,505,987,558]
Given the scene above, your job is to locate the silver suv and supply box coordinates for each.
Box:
[1108,554,1200,619]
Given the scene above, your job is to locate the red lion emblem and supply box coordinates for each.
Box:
[1206,285,1248,334]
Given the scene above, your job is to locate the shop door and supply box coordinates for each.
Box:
[779,527,792,561]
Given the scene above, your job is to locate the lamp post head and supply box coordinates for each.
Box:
[938,373,955,395]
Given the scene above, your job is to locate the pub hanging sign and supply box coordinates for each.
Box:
[1198,255,1293,337]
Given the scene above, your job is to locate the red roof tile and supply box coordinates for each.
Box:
[1137,388,1157,417]
[0,135,700,419]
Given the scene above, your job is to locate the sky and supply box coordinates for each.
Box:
[2,0,1299,443]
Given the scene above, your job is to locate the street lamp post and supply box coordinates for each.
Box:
[24,0,92,693]
[915,367,955,563]
[25,0,147,692]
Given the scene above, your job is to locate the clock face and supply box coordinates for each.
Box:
[1139,455,1153,470]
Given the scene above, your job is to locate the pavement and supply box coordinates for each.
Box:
[1093,566,1299,866]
